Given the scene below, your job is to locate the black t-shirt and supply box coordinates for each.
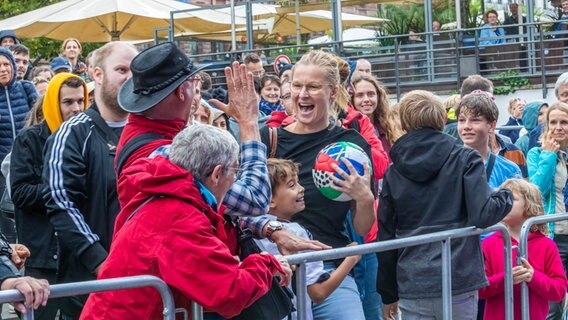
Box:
[261,124,374,248]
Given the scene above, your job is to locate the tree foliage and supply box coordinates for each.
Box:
[0,0,103,63]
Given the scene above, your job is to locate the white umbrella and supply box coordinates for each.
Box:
[268,10,386,36]
[308,27,379,47]
[0,0,245,42]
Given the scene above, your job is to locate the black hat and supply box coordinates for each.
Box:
[118,42,205,113]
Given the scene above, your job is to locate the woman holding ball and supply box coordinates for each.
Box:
[259,50,375,319]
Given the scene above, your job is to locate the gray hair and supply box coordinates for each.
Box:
[555,72,568,99]
[169,124,239,181]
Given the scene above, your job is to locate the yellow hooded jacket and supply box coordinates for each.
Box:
[42,73,88,133]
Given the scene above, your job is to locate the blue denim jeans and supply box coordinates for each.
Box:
[312,262,365,320]
[346,211,383,320]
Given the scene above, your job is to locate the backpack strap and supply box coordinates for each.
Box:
[125,195,157,223]
[268,126,278,158]
[115,132,165,176]
[348,117,361,132]
[486,153,496,183]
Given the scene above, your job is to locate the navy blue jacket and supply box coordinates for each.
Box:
[0,47,37,162]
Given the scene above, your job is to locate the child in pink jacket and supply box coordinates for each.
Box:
[479,179,567,320]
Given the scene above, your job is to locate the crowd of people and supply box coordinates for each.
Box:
[0,24,567,320]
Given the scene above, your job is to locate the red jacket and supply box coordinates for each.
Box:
[479,232,567,320]
[115,113,185,208]
[81,157,284,320]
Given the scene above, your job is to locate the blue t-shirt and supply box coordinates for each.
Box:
[486,153,522,189]
[481,153,522,241]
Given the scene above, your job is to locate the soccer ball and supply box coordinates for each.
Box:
[312,141,372,202]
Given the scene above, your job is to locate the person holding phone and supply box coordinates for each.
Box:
[527,101,568,318]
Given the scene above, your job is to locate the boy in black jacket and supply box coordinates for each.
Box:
[377,90,514,320]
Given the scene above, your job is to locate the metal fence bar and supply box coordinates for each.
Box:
[176,308,189,320]
[0,275,175,320]
[519,213,568,320]
[441,237,452,320]
[21,308,33,320]
[165,19,567,96]
[295,263,308,320]
[286,224,513,320]
[191,302,203,320]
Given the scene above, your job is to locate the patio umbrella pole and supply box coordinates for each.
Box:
[245,0,254,50]
[231,0,236,52]
[296,0,301,46]
[331,0,343,53]
[455,0,461,30]
[112,13,120,41]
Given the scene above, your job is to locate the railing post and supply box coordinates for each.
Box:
[519,213,568,320]
[456,29,462,91]
[21,308,33,320]
[539,26,547,99]
[295,263,308,320]
[191,302,203,320]
[394,40,401,101]
[474,31,481,75]
[441,237,452,320]
[499,225,514,320]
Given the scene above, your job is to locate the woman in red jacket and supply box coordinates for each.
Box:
[81,125,291,320]
[351,72,397,157]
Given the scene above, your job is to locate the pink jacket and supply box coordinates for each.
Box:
[479,232,567,320]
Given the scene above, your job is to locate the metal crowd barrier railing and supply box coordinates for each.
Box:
[172,20,567,100]
[284,224,514,320]
[519,213,568,320]
[0,275,176,320]
[187,224,514,319]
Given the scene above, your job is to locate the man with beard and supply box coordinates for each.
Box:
[9,44,30,81]
[42,42,138,318]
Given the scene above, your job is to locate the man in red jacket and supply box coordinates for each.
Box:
[81,124,292,319]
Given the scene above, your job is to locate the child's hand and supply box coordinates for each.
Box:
[512,258,534,284]
[329,159,373,202]
[345,242,362,264]
[542,130,560,153]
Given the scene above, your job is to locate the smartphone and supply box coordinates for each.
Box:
[512,245,522,266]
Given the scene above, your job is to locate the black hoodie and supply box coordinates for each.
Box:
[377,128,513,304]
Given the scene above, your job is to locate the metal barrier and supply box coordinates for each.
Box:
[0,275,176,320]
[182,225,514,319]
[519,213,568,320]
[285,224,514,320]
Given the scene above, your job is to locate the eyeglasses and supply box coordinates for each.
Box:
[290,82,327,95]
[224,165,243,179]
[251,69,265,77]
[187,75,202,86]
[354,92,377,100]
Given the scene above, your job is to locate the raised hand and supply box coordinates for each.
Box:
[209,61,259,127]
[542,130,560,153]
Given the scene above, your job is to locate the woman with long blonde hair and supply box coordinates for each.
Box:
[527,101,568,318]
